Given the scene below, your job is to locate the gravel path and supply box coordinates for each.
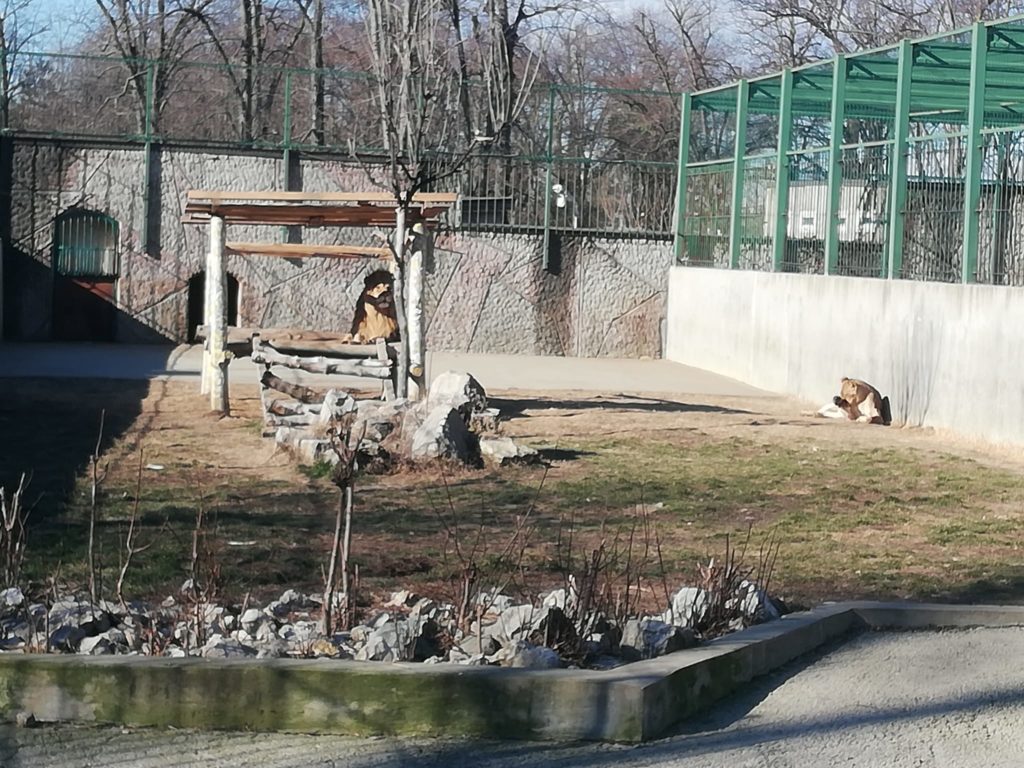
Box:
[3,627,1024,767]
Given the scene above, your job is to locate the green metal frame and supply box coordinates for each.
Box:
[677,13,1024,285]
[672,93,691,262]
[728,82,749,269]
[961,22,988,284]
[771,70,793,272]
[886,40,913,280]
[823,56,846,276]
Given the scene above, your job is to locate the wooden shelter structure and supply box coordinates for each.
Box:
[183,190,457,413]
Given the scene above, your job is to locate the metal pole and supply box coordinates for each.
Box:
[824,56,847,276]
[886,40,913,280]
[961,22,988,284]
[771,70,794,272]
[541,84,556,270]
[728,82,749,269]
[672,92,692,263]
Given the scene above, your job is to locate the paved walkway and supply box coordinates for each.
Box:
[0,343,769,397]
[2,628,1022,767]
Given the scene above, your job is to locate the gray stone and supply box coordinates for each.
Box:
[0,587,24,610]
[239,608,263,627]
[0,618,33,643]
[49,625,86,652]
[428,371,487,423]
[735,580,782,623]
[201,639,258,659]
[620,618,697,661]
[664,587,710,628]
[486,604,548,642]
[0,637,25,651]
[78,636,113,655]
[470,408,502,433]
[492,641,562,669]
[256,638,290,659]
[479,436,540,467]
[458,633,500,657]
[409,405,480,465]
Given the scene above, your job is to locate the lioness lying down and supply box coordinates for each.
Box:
[816,377,892,425]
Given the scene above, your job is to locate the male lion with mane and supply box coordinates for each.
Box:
[340,269,400,344]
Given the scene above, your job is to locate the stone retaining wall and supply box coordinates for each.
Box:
[2,140,671,357]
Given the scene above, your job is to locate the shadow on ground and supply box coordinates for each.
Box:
[490,394,758,421]
[0,377,150,519]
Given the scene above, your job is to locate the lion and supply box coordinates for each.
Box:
[340,269,400,344]
[829,377,892,425]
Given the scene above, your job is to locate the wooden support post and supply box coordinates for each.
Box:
[207,215,230,413]
[406,223,426,401]
[200,250,213,395]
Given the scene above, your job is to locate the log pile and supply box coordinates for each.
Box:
[251,334,397,452]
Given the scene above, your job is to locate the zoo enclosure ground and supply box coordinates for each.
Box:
[2,359,1024,609]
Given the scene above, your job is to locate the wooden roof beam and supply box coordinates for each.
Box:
[225,243,393,259]
[187,190,458,205]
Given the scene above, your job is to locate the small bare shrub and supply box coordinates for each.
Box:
[0,472,31,587]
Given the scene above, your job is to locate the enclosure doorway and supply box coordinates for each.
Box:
[187,272,239,343]
[52,209,120,341]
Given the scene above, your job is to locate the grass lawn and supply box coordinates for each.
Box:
[3,378,1024,609]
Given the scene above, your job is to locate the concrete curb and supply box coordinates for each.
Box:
[0,602,1021,742]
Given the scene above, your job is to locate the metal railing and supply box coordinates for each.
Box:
[6,50,680,240]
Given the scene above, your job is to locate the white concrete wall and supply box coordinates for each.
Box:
[666,266,1024,445]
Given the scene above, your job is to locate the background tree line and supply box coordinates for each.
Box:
[4,0,1022,158]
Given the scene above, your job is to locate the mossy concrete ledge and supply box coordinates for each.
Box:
[1,602,1022,743]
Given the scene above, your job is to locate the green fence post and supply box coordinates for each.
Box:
[961,22,988,284]
[541,84,556,271]
[824,56,847,276]
[886,40,913,280]
[141,60,156,253]
[143,61,155,141]
[771,70,794,272]
[672,92,692,264]
[728,82,749,269]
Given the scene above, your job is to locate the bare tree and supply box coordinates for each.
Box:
[0,0,49,128]
[92,0,220,134]
[361,0,537,397]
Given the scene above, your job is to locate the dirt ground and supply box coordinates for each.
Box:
[3,377,1024,608]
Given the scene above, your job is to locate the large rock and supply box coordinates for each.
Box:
[734,580,782,623]
[409,405,480,465]
[428,371,487,423]
[620,618,697,661]
[479,437,539,467]
[663,587,710,628]
[491,640,562,669]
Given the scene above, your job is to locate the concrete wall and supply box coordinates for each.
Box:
[666,266,1024,445]
[3,139,670,356]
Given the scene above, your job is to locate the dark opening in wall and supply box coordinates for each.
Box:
[51,208,120,341]
[187,271,239,343]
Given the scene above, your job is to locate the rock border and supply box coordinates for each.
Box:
[0,602,1022,742]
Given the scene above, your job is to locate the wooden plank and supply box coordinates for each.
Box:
[187,190,458,204]
[183,205,449,227]
[226,243,392,259]
[253,342,394,379]
[197,326,399,359]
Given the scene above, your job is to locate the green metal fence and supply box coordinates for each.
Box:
[674,15,1024,286]
[6,50,679,240]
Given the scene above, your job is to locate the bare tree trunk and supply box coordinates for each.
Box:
[392,206,410,400]
[310,0,324,144]
[0,15,9,130]
[449,0,473,144]
[321,484,344,635]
